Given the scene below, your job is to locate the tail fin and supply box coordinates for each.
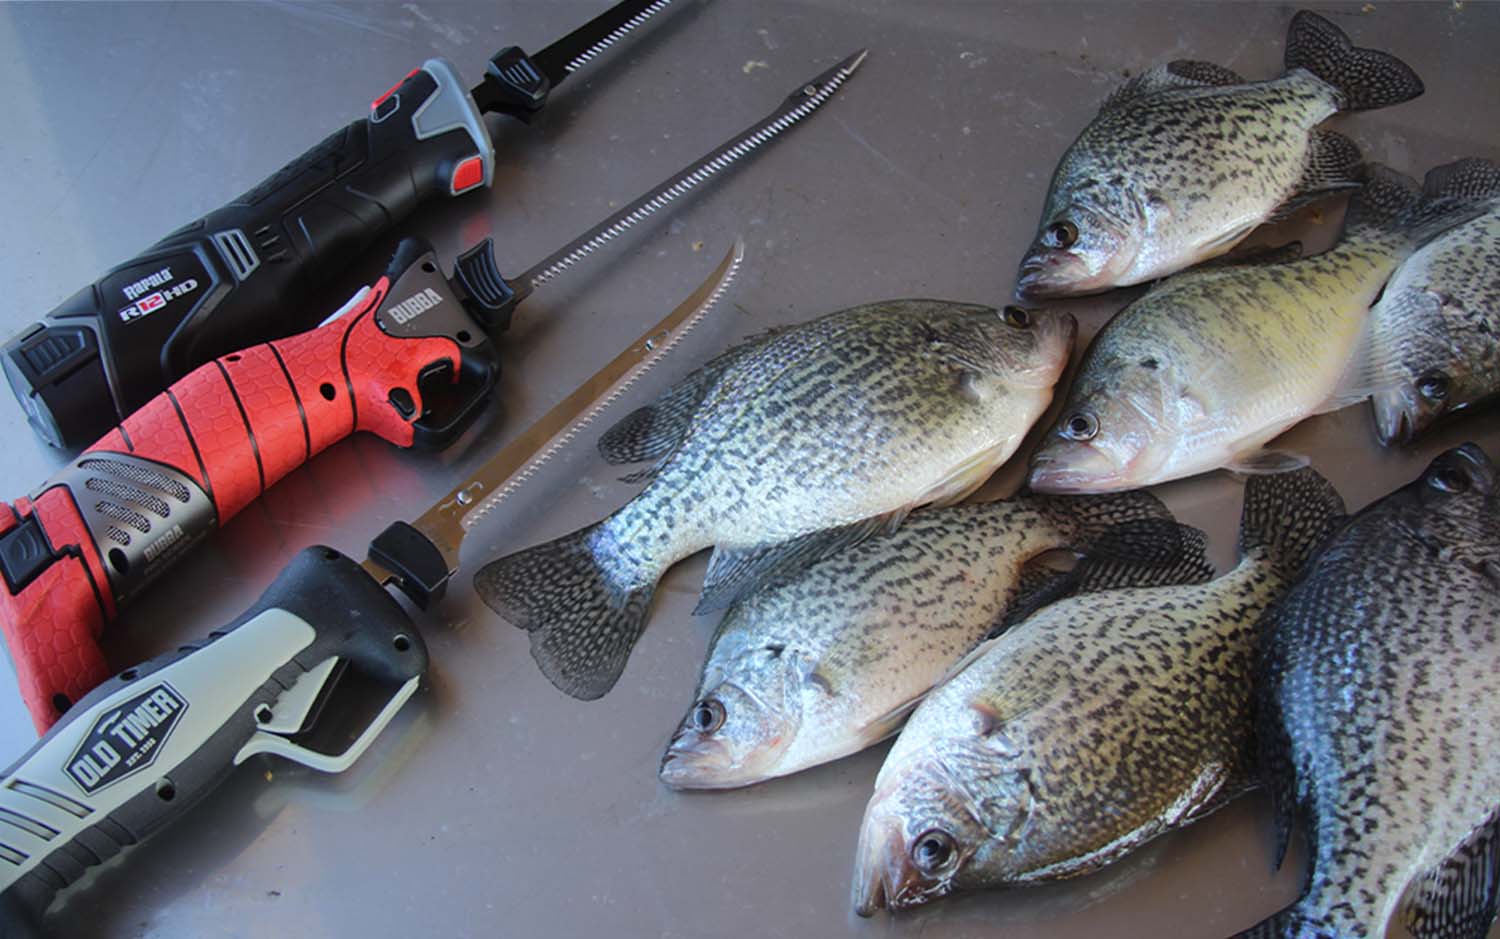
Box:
[474,524,656,700]
[997,519,1214,633]
[1237,468,1346,579]
[1284,10,1423,111]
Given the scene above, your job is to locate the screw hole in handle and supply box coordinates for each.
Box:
[155,779,176,802]
[119,669,137,682]
[392,634,412,653]
[255,704,273,724]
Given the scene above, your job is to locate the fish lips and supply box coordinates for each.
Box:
[659,734,736,790]
[1028,449,1123,494]
[1015,249,1087,300]
[1371,388,1427,446]
[851,818,950,916]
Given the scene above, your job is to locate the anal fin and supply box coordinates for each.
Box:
[1267,130,1364,224]
[1401,804,1500,939]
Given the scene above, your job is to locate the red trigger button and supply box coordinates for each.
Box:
[451,156,485,195]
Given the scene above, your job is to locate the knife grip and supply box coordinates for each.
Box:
[0,257,470,732]
[2,58,493,450]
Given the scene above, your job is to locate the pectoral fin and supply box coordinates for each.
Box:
[694,512,901,614]
[1225,449,1310,475]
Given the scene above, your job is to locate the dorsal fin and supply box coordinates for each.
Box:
[1100,60,1245,112]
[597,326,784,470]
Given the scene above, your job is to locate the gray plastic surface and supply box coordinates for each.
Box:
[0,3,1496,938]
[414,58,496,194]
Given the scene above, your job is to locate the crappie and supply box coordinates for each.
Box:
[852,469,1345,916]
[1242,445,1500,939]
[475,301,1076,700]
[1029,168,1488,494]
[1016,11,1423,298]
[1363,159,1500,444]
[659,491,1208,790]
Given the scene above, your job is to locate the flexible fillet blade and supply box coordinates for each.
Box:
[534,0,675,80]
[363,240,744,594]
[471,0,675,112]
[510,48,867,300]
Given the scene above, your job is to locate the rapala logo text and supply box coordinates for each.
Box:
[387,288,443,325]
[66,683,187,795]
[118,278,199,324]
[122,267,173,301]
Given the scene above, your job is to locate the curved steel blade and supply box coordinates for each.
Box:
[384,239,744,582]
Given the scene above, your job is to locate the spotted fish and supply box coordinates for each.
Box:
[852,468,1345,916]
[1362,159,1500,444]
[659,491,1209,790]
[1242,445,1500,939]
[475,301,1076,700]
[1016,10,1423,298]
[1028,167,1491,494]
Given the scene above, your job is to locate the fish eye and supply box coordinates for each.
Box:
[1061,411,1098,441]
[690,697,726,734]
[1417,371,1450,402]
[1043,220,1079,249]
[1002,305,1031,329]
[911,829,958,875]
[1429,466,1470,494]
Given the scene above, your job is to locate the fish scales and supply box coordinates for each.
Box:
[1029,167,1489,493]
[1016,11,1424,298]
[476,300,1074,700]
[853,470,1344,916]
[659,492,1193,789]
[1366,160,1500,443]
[1244,445,1500,939]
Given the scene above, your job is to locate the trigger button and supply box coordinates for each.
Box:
[0,515,58,593]
[388,388,416,419]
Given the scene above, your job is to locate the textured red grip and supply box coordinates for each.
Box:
[94,278,460,520]
[2,278,462,733]
[0,493,114,733]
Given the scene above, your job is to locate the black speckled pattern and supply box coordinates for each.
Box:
[1245,444,1500,938]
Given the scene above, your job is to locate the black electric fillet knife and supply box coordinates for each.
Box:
[1,0,675,449]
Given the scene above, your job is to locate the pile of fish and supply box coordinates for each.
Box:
[475,7,1500,938]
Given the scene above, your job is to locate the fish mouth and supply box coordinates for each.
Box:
[1015,249,1108,300]
[659,729,775,791]
[1371,389,1425,446]
[1028,451,1121,494]
[852,816,948,916]
[659,736,737,790]
[851,819,902,917]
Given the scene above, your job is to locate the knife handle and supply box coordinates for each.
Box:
[2,58,495,450]
[0,547,427,934]
[0,239,497,733]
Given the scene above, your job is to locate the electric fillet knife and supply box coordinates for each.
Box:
[0,244,742,935]
[1,0,677,450]
[0,51,866,733]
